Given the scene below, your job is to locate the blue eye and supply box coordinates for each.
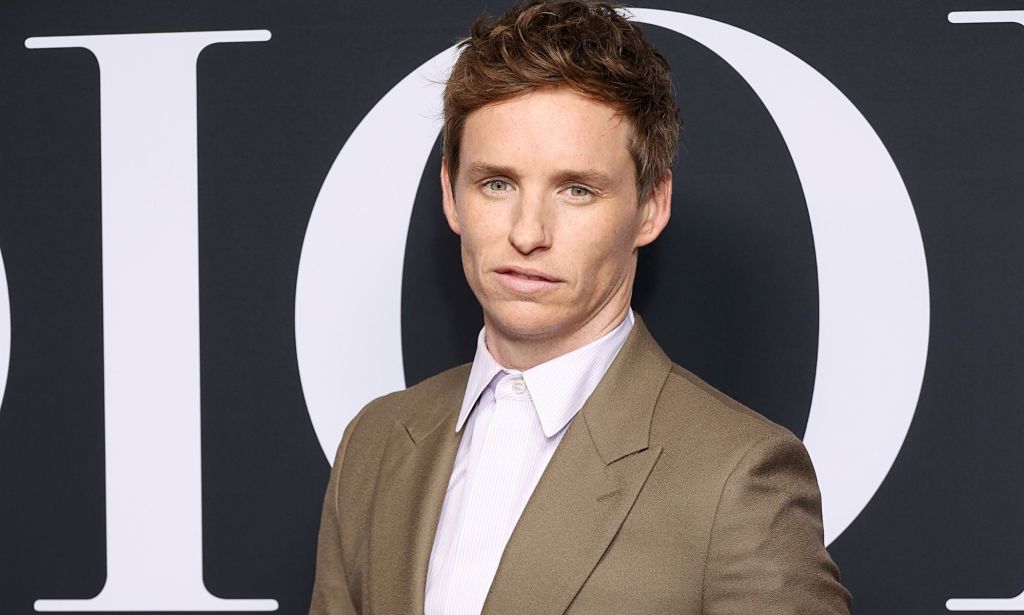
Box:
[486,179,511,191]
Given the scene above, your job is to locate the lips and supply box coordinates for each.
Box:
[494,265,562,294]
[496,266,558,282]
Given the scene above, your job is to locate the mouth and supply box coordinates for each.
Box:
[493,266,562,294]
[496,266,558,282]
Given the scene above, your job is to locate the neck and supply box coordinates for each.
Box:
[484,300,631,371]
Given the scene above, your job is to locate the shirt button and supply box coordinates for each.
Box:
[512,380,526,394]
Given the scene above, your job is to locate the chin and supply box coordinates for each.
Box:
[485,302,569,341]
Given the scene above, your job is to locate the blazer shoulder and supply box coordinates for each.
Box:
[328,361,471,499]
[662,364,851,613]
[656,362,800,449]
[344,362,472,443]
[399,362,473,404]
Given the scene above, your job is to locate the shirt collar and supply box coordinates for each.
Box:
[457,310,634,437]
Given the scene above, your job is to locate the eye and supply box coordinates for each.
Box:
[485,179,512,192]
[566,185,592,199]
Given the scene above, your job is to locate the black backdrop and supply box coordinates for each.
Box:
[1,1,1023,613]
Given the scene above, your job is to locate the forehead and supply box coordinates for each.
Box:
[458,88,634,179]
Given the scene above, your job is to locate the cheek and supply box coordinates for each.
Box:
[459,234,483,281]
[455,214,499,276]
[460,208,508,255]
[458,238,488,302]
[571,217,639,279]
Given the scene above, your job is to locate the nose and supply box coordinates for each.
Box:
[507,192,551,255]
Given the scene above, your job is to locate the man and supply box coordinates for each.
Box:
[310,1,851,613]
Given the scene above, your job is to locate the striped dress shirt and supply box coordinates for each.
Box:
[424,310,634,615]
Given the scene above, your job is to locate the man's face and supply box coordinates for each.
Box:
[441,87,670,347]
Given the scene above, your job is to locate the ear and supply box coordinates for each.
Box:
[440,158,461,236]
[635,170,672,248]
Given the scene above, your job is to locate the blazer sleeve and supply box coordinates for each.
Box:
[702,430,852,615]
[309,413,365,615]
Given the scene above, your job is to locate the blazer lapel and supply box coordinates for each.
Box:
[365,367,468,615]
[483,320,672,614]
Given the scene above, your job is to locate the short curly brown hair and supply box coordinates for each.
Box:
[443,0,681,202]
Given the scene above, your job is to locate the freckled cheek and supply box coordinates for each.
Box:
[583,234,634,287]
[460,240,483,281]
[458,228,498,290]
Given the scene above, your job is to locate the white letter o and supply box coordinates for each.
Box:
[296,10,930,545]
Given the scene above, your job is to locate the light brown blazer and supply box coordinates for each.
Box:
[309,319,852,614]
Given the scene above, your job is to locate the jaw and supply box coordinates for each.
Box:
[482,299,572,341]
[478,269,636,365]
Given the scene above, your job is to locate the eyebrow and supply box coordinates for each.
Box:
[464,162,517,179]
[550,168,614,188]
[463,162,615,188]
